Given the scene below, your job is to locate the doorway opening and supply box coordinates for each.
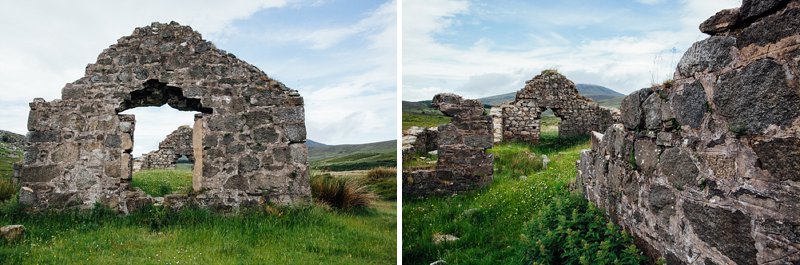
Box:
[540,108,562,139]
[117,79,212,197]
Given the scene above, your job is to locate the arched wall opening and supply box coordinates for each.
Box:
[116,79,212,196]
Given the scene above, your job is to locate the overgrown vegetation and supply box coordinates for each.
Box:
[0,198,396,264]
[519,193,645,264]
[132,168,193,197]
[0,170,394,264]
[403,124,647,264]
[311,174,377,211]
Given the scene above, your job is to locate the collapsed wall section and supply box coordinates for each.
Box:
[403,93,494,198]
[577,1,800,264]
[139,125,194,170]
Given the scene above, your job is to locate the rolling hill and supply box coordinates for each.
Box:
[475,83,624,107]
[308,139,397,171]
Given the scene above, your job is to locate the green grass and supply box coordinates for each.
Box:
[0,143,22,201]
[402,132,646,264]
[402,112,451,130]
[0,199,396,264]
[363,175,397,201]
[311,152,396,172]
[132,169,193,197]
[0,143,22,179]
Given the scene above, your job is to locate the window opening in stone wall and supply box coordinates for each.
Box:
[119,105,198,198]
[540,108,561,139]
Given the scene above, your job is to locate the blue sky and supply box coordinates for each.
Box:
[402,0,740,101]
[0,0,396,156]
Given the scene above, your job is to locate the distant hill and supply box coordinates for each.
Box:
[0,130,25,148]
[309,140,397,171]
[0,130,25,179]
[306,139,327,149]
[476,84,624,107]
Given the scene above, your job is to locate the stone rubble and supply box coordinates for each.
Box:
[0,225,24,243]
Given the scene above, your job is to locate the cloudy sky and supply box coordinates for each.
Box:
[0,0,396,156]
[402,0,740,101]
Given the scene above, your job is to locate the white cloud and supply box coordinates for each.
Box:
[636,0,666,5]
[300,1,397,144]
[402,0,742,101]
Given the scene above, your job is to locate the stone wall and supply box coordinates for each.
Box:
[401,126,438,160]
[403,93,493,198]
[577,1,800,264]
[17,22,310,213]
[501,72,617,143]
[139,125,194,170]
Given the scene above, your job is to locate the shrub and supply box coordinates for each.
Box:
[366,167,396,180]
[0,178,18,202]
[518,193,646,265]
[310,174,376,211]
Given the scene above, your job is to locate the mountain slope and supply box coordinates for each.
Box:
[308,140,397,171]
[476,83,624,107]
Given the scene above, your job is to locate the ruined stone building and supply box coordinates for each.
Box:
[497,72,617,143]
[139,125,194,170]
[577,1,800,264]
[16,22,309,213]
[403,93,493,198]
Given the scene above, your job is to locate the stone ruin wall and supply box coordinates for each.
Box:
[577,1,800,264]
[17,22,310,213]
[501,72,618,143]
[139,125,194,170]
[402,93,494,198]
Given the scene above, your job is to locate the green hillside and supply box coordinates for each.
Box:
[309,140,397,171]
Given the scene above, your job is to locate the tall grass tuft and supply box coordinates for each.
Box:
[311,174,377,211]
[0,178,18,202]
[366,167,396,180]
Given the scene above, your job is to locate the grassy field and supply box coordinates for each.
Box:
[308,140,396,172]
[311,152,396,172]
[402,127,646,264]
[132,168,193,197]
[0,199,396,264]
[0,158,397,264]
